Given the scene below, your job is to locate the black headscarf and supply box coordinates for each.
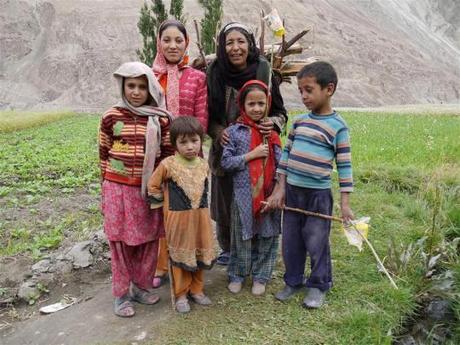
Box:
[215,22,260,89]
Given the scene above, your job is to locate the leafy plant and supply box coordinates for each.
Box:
[198,0,223,54]
[137,0,185,65]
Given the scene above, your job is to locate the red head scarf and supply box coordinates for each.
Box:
[237,80,281,216]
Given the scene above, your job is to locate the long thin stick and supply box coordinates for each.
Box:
[350,224,398,289]
[194,19,207,68]
[167,257,176,309]
[263,201,399,289]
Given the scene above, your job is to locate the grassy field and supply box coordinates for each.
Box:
[0,110,77,133]
[0,111,459,344]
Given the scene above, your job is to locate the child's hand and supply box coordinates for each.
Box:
[246,144,269,161]
[261,183,285,212]
[340,192,354,223]
[341,205,354,223]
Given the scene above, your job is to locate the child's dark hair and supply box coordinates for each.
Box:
[239,84,268,105]
[297,61,338,93]
[170,116,204,148]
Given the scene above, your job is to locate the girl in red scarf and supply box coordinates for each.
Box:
[220,80,282,296]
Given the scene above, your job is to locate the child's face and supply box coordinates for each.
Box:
[175,134,201,160]
[243,89,267,122]
[297,76,334,114]
[160,27,187,64]
[124,76,149,107]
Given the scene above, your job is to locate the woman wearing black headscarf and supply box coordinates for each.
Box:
[207,22,287,265]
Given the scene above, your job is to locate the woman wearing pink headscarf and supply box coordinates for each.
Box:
[151,19,208,288]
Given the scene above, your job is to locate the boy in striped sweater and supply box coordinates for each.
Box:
[264,61,354,309]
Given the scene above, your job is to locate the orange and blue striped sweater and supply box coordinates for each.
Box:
[277,112,353,192]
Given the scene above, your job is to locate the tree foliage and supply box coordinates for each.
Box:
[198,0,223,54]
[137,0,184,65]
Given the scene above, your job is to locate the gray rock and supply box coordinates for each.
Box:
[67,241,94,268]
[31,259,52,273]
[426,299,451,321]
[54,260,73,274]
[18,281,40,303]
[396,335,416,345]
[93,229,106,243]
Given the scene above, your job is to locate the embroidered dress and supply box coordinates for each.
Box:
[148,155,215,270]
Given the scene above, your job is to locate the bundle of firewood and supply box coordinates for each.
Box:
[191,15,317,84]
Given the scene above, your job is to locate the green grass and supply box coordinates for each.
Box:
[148,111,459,344]
[0,110,78,133]
[0,110,459,343]
[0,114,101,256]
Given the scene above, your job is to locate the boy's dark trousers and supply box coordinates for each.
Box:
[282,184,333,292]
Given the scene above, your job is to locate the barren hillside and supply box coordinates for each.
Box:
[0,0,459,110]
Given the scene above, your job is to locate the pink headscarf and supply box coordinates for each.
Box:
[152,20,190,116]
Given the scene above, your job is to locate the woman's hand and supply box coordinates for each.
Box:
[219,129,230,146]
[245,144,269,162]
[256,118,274,137]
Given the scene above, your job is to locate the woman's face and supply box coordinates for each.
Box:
[160,26,187,64]
[225,30,249,70]
[124,76,149,107]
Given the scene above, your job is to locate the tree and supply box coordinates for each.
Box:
[137,0,184,66]
[169,0,186,24]
[198,0,223,54]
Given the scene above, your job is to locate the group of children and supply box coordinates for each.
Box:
[99,59,353,316]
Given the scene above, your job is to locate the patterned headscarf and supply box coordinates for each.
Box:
[152,20,190,116]
[113,62,173,198]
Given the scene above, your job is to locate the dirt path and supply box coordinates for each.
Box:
[1,264,227,345]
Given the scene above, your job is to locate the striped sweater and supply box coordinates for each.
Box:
[157,67,208,131]
[277,112,353,192]
[99,107,174,185]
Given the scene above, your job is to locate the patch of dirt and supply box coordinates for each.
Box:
[0,187,99,225]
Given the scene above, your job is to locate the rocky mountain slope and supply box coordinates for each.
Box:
[1,0,459,110]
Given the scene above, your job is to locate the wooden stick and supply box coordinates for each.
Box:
[259,10,265,50]
[167,257,176,309]
[284,29,310,51]
[262,201,399,289]
[350,223,399,289]
[194,19,207,68]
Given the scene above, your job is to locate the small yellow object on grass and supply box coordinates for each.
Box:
[342,216,370,252]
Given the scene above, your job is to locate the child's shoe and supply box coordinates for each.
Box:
[275,284,303,301]
[129,283,160,305]
[251,281,266,296]
[175,297,191,313]
[228,281,243,294]
[152,274,168,288]
[190,293,212,305]
[302,288,326,309]
[113,294,135,317]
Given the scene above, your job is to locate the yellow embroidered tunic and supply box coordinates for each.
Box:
[147,154,216,271]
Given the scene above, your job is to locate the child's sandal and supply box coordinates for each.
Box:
[113,295,135,317]
[129,284,160,305]
[175,298,191,313]
[190,293,212,306]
